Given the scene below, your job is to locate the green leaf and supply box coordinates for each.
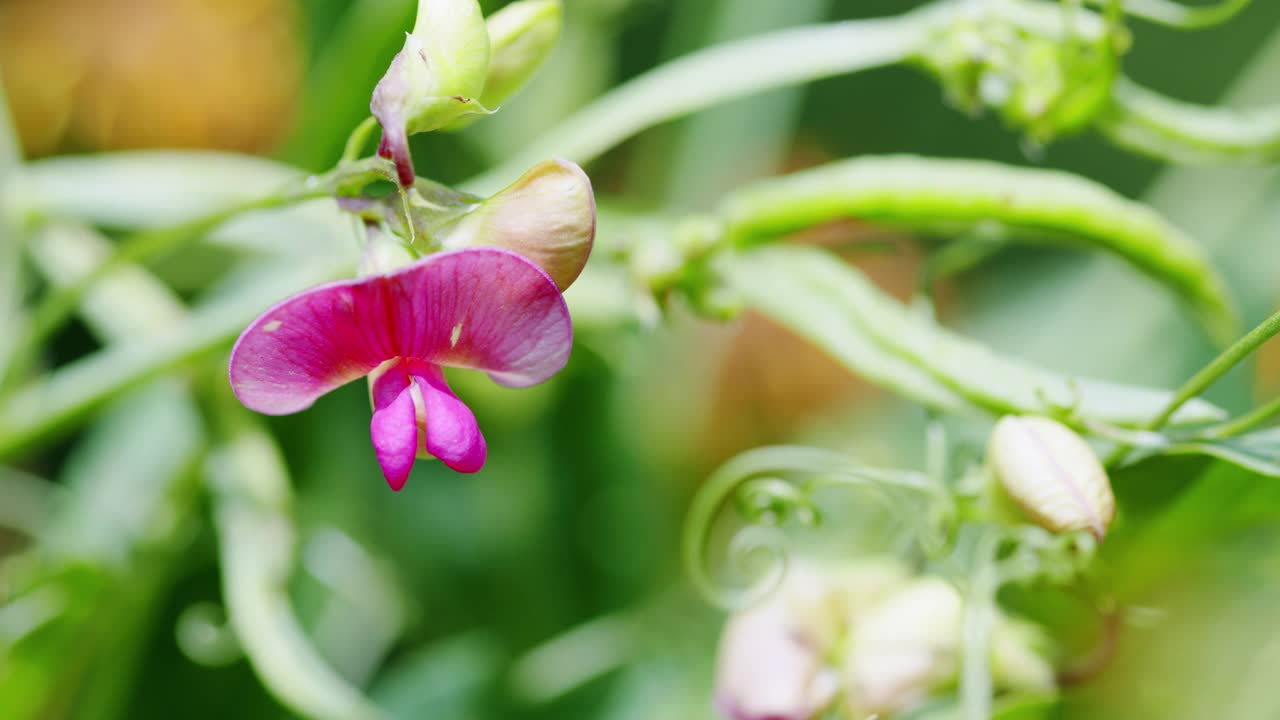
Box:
[1131,427,1280,478]
[720,155,1237,345]
[724,245,1226,427]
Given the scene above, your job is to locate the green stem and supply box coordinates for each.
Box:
[1199,395,1280,440]
[2,197,281,390]
[1097,76,1280,165]
[464,5,944,193]
[343,116,381,164]
[3,158,389,391]
[961,528,1001,720]
[1091,0,1255,29]
[1145,307,1280,432]
[1107,307,1280,463]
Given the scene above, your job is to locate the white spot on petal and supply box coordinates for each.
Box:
[450,323,463,348]
[263,320,283,333]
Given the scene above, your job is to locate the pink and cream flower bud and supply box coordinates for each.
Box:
[715,582,839,720]
[438,159,595,291]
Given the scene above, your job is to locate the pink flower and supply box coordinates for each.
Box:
[229,247,572,490]
[715,600,840,720]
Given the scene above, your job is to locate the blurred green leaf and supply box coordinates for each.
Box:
[0,380,204,720]
[209,422,384,720]
[369,632,503,720]
[1129,427,1280,478]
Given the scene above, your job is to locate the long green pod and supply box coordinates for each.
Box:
[724,245,1225,427]
[464,5,947,193]
[719,155,1237,345]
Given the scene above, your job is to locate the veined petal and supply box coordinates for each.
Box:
[411,363,486,473]
[370,368,419,491]
[229,247,572,415]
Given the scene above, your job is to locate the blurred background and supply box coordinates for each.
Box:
[3,0,1280,718]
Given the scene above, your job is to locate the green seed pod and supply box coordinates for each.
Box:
[988,415,1116,539]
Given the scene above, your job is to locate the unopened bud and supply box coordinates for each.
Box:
[988,415,1115,539]
[991,618,1056,693]
[371,0,492,184]
[843,577,963,716]
[447,0,562,130]
[438,159,595,290]
[715,566,842,720]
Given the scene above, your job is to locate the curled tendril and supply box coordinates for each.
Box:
[682,445,943,610]
[736,476,822,528]
[1087,0,1254,30]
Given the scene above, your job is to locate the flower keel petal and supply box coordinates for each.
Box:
[412,364,486,473]
[371,381,419,491]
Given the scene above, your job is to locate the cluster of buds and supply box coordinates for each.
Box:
[714,561,1055,720]
[921,1,1123,145]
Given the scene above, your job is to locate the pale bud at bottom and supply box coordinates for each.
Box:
[843,578,963,716]
[715,600,839,720]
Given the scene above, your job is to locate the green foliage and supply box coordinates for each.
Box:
[4,0,1280,719]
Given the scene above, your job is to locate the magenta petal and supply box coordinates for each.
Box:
[229,247,572,416]
[412,364,486,473]
[370,368,418,491]
[229,282,387,416]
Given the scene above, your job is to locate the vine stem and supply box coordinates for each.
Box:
[1090,0,1255,29]
[1098,77,1280,166]
[463,4,947,193]
[961,527,1000,720]
[1197,394,1280,440]
[2,158,390,391]
[1107,307,1280,463]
